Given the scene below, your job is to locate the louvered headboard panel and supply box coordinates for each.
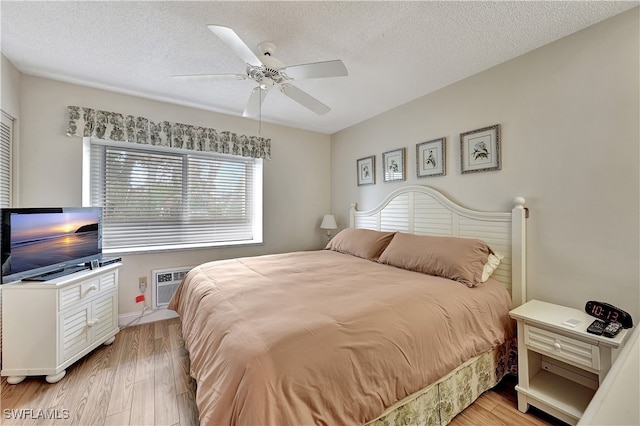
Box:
[350,185,527,306]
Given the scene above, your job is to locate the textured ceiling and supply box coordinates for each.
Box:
[1,1,637,134]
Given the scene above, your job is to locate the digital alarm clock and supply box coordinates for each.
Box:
[585,301,633,328]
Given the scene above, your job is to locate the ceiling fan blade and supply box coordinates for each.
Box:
[280,84,331,115]
[172,73,247,81]
[207,25,262,67]
[282,60,348,80]
[243,86,269,117]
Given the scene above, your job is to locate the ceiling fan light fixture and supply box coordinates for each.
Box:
[259,54,285,71]
[178,25,348,117]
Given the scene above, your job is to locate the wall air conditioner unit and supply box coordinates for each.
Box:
[152,267,193,309]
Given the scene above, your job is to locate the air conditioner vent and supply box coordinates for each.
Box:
[152,266,193,309]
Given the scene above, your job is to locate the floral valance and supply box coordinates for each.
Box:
[66,106,271,160]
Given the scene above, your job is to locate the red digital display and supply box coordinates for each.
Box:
[590,304,603,316]
[586,301,631,328]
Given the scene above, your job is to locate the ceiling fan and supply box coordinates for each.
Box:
[174,25,349,117]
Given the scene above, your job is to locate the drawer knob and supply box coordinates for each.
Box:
[88,285,98,291]
[554,342,562,350]
[87,318,100,327]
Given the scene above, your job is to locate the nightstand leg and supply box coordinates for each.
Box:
[517,395,530,413]
[515,321,531,414]
[515,386,530,413]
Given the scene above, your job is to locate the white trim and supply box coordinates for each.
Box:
[118,307,178,328]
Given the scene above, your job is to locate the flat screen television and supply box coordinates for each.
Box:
[0,207,103,283]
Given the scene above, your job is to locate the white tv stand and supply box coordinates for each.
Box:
[1,263,121,384]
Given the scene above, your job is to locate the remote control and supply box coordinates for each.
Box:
[587,319,607,335]
[603,321,622,338]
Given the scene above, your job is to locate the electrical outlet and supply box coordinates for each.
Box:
[138,276,147,293]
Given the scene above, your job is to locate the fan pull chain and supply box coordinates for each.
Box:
[259,88,262,134]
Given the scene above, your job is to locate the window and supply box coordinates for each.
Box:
[83,138,263,253]
[0,111,12,358]
[0,111,14,207]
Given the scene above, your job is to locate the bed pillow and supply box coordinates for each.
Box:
[325,228,396,261]
[482,252,504,282]
[377,232,494,287]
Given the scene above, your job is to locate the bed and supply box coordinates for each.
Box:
[169,185,528,425]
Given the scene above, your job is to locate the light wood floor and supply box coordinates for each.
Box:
[1,318,197,426]
[1,318,566,426]
[449,375,567,426]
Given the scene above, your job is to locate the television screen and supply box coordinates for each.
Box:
[1,207,103,283]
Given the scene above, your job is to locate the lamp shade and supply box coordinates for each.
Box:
[320,214,337,230]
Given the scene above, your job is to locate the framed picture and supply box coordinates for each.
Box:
[416,138,445,178]
[356,155,375,186]
[382,148,406,182]
[460,124,501,174]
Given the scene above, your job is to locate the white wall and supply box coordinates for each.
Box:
[1,55,21,119]
[331,9,640,318]
[15,75,331,315]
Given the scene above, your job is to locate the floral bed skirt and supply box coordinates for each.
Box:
[367,338,518,426]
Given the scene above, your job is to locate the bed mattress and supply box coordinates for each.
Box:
[168,250,514,425]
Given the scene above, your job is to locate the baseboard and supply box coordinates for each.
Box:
[118,307,179,328]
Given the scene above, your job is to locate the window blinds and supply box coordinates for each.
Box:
[88,140,259,251]
[0,112,13,207]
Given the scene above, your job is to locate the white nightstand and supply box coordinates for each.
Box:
[509,300,631,425]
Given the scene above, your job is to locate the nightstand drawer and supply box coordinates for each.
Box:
[525,325,599,370]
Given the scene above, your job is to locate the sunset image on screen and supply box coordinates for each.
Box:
[7,210,100,274]
[11,211,97,244]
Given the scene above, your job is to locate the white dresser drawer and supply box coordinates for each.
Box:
[59,278,100,310]
[99,272,117,292]
[525,324,600,370]
[59,271,117,311]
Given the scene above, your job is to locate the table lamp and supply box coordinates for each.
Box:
[320,214,337,240]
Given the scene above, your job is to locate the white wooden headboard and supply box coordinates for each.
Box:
[350,185,527,306]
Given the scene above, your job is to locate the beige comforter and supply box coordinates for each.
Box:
[168,250,514,425]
